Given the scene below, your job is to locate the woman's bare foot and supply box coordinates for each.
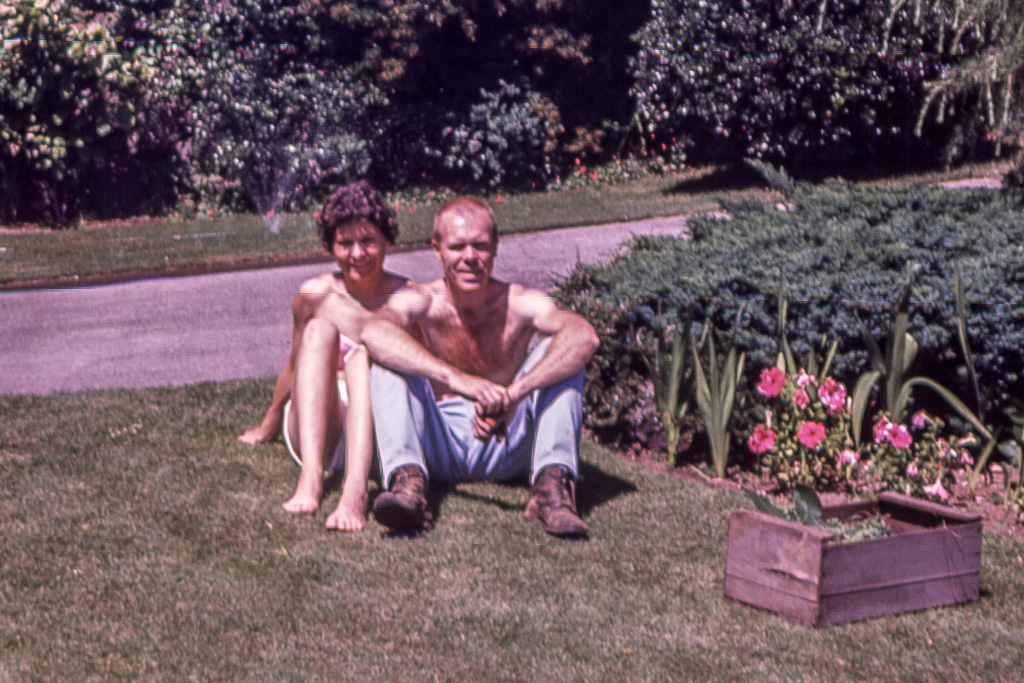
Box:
[325,491,368,531]
[282,469,322,513]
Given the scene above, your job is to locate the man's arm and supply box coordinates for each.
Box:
[360,290,510,413]
[506,288,600,405]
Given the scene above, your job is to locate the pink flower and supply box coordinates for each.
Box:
[765,410,773,429]
[793,389,810,410]
[907,462,919,478]
[748,425,777,454]
[888,423,912,449]
[873,417,912,448]
[874,416,892,444]
[757,367,785,397]
[795,370,815,388]
[924,478,950,502]
[959,433,978,447]
[960,450,974,466]
[838,448,859,465]
[818,378,847,415]
[797,421,827,450]
[912,410,930,428]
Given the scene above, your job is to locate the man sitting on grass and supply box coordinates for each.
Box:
[361,196,599,537]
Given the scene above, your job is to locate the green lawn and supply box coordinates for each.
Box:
[0,172,732,289]
[2,379,1022,680]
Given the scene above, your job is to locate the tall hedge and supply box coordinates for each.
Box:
[629,0,944,167]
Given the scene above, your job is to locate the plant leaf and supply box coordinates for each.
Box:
[851,370,882,448]
[793,485,823,526]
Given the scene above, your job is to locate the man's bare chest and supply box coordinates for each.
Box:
[420,315,527,382]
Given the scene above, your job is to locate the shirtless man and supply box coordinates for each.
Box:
[360,196,600,536]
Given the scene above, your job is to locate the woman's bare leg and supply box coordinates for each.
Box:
[326,346,372,530]
[283,319,343,513]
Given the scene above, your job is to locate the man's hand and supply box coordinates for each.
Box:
[472,413,507,441]
[447,372,510,415]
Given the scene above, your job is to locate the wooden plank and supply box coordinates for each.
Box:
[723,575,820,626]
[878,491,982,524]
[821,500,879,521]
[819,522,982,597]
[818,573,980,625]
[724,511,829,603]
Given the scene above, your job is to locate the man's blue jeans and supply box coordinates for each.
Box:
[370,338,583,487]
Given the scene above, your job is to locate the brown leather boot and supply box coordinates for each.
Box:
[525,465,588,537]
[372,465,432,531]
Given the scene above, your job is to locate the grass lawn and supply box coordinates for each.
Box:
[0,172,731,289]
[2,379,1023,680]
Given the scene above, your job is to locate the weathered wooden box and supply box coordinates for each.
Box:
[724,492,982,626]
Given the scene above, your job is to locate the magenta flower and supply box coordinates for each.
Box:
[924,478,950,502]
[888,423,912,449]
[873,416,892,444]
[748,425,777,454]
[838,448,859,465]
[797,421,827,450]
[793,389,810,410]
[818,378,847,415]
[873,417,912,448]
[960,450,974,466]
[912,410,930,429]
[795,370,815,388]
[757,367,785,397]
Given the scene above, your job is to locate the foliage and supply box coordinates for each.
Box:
[0,0,154,225]
[556,179,1024,466]
[849,281,991,448]
[748,366,855,491]
[864,409,980,500]
[628,0,942,167]
[635,317,698,468]
[435,79,563,191]
[910,0,1024,167]
[692,322,746,479]
[744,485,891,542]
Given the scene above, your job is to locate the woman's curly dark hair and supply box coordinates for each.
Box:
[316,180,398,250]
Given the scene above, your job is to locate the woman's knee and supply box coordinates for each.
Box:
[302,318,340,348]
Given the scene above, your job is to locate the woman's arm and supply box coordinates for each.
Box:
[238,289,320,443]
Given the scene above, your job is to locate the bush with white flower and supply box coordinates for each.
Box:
[748,366,856,491]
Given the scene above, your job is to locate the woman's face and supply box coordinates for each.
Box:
[332,218,388,285]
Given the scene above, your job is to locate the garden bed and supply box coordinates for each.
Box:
[723,492,982,626]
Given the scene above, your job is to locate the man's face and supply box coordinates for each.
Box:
[332,218,388,284]
[433,211,497,294]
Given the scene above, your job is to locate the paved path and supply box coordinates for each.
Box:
[0,216,689,396]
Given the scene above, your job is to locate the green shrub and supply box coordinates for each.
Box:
[628,0,942,167]
[555,181,1024,456]
[0,0,154,225]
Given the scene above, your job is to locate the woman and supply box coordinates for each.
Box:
[239,181,408,530]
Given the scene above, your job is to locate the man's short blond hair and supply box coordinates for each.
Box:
[433,196,498,243]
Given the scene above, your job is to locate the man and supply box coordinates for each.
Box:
[360,196,599,536]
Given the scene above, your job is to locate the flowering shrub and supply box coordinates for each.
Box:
[863,411,977,501]
[748,367,855,491]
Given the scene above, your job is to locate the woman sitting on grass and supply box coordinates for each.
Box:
[238,181,409,530]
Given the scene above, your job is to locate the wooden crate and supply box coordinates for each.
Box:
[723,492,982,626]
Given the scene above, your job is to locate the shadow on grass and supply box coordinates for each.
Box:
[665,163,765,194]
[433,460,638,521]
